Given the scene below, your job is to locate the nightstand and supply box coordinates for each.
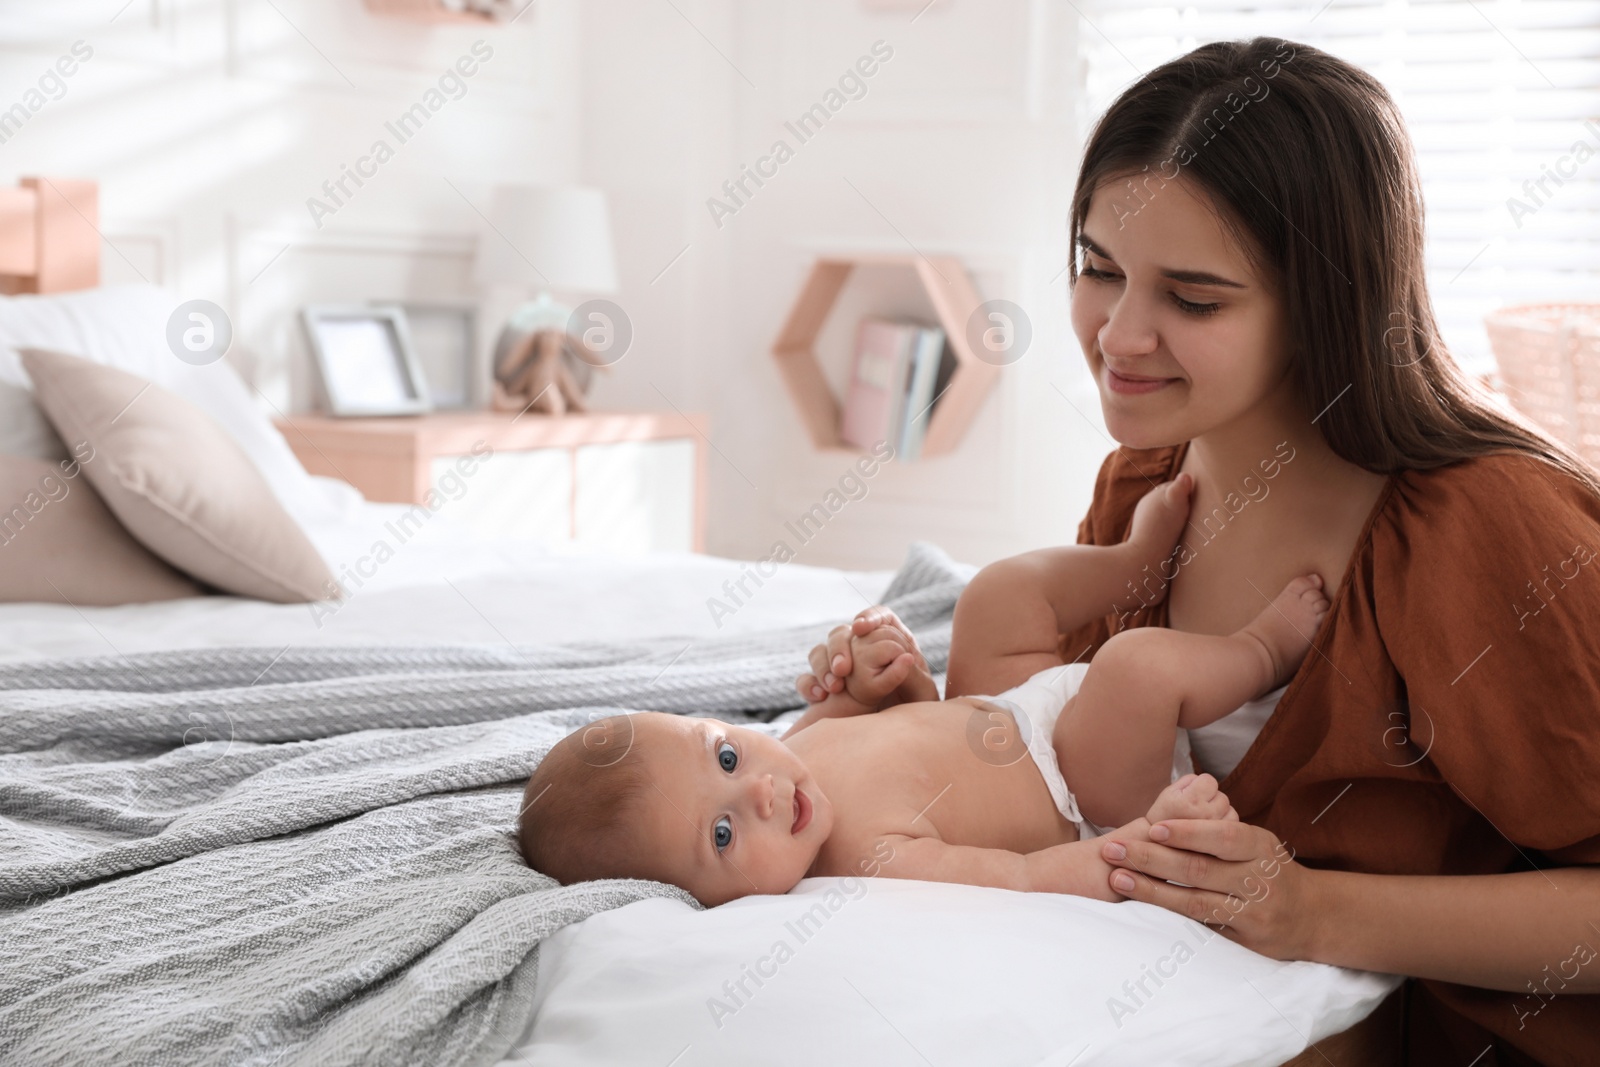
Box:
[275,410,708,553]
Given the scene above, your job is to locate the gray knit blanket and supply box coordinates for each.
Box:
[0,543,969,1067]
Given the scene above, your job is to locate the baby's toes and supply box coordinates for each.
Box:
[1295,578,1331,611]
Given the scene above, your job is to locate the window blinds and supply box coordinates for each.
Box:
[1075,0,1600,370]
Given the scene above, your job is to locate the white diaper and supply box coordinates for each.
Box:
[976,663,1194,840]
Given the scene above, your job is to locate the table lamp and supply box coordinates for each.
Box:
[473,184,619,414]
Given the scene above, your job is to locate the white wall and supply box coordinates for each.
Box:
[2,0,1114,572]
[0,0,580,412]
[578,0,1112,570]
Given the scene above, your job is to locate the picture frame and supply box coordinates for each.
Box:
[371,301,477,410]
[301,304,432,417]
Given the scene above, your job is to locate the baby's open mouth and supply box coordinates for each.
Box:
[791,787,812,834]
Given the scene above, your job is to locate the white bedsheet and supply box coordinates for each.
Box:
[501,878,1398,1067]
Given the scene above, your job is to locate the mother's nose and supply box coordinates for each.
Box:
[1097,291,1160,361]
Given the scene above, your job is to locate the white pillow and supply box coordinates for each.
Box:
[0,285,334,527]
[504,878,1397,1067]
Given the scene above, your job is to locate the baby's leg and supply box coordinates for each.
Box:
[947,476,1193,698]
[1055,575,1329,829]
[1026,776,1235,900]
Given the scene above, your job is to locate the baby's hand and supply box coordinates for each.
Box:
[841,625,940,708]
[797,605,934,706]
[1146,773,1238,825]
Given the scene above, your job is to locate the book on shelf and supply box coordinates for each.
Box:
[898,327,954,461]
[840,318,915,451]
[840,317,953,459]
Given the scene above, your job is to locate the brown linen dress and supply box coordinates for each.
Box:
[1057,444,1600,1067]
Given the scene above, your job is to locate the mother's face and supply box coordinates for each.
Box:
[1070,173,1293,449]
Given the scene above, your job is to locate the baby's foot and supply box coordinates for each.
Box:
[1146,772,1238,825]
[1237,574,1329,691]
[1125,473,1193,569]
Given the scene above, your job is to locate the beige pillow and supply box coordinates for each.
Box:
[0,381,69,461]
[0,455,205,604]
[22,348,338,603]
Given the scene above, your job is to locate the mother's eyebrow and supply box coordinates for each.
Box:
[1077,232,1247,289]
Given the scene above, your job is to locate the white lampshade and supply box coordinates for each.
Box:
[472,185,619,294]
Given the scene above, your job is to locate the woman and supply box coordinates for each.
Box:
[798,37,1600,1066]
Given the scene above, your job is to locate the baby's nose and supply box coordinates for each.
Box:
[746,773,775,818]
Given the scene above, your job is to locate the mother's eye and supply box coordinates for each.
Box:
[1082,263,1220,317]
[717,741,738,773]
[1172,293,1222,316]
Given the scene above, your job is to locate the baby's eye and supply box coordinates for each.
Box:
[717,741,738,773]
[713,815,733,852]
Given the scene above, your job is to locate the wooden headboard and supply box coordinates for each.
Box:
[0,177,100,295]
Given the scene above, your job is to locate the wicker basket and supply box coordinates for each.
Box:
[1484,303,1600,466]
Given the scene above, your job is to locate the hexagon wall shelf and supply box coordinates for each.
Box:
[771,254,1000,459]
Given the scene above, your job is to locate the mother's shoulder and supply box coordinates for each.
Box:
[1393,449,1595,503]
[1370,452,1600,645]
[1384,449,1600,543]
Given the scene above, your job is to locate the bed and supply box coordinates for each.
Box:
[0,177,1400,1066]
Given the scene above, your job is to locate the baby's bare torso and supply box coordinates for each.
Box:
[787,699,1079,878]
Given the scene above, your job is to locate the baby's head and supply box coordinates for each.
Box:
[518,711,833,906]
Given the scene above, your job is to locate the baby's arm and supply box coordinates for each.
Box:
[780,689,875,740]
[870,836,1033,892]
[866,824,1166,900]
[946,475,1193,698]
[865,773,1235,899]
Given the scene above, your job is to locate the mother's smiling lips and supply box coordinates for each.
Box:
[1104,365,1179,396]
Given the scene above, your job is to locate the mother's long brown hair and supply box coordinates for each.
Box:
[1070,37,1600,493]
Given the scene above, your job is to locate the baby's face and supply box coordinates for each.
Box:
[630,713,833,907]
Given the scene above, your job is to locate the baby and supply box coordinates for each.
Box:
[518,475,1329,907]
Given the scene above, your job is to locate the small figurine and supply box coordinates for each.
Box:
[490,327,604,416]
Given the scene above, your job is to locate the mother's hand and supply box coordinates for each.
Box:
[1100,819,1324,962]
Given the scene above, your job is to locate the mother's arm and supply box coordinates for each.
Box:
[1107,456,1600,995]
[1099,818,1600,993]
